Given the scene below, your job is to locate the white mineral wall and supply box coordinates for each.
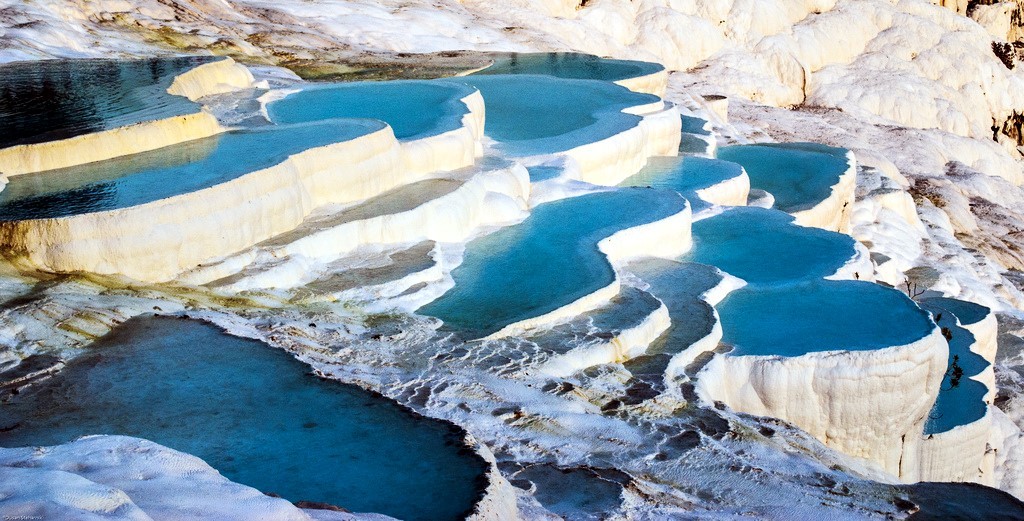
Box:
[693,168,751,208]
[0,111,226,177]
[0,88,487,283]
[964,307,999,365]
[217,165,531,291]
[695,327,949,476]
[0,127,408,282]
[539,299,672,378]
[166,57,257,101]
[790,150,857,233]
[614,67,669,97]
[401,90,487,175]
[903,404,996,485]
[466,440,522,521]
[559,103,682,186]
[483,199,692,339]
[991,406,1024,499]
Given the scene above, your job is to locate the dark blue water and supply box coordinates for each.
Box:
[921,300,990,434]
[0,120,383,220]
[0,317,487,521]
[449,75,658,156]
[267,80,474,140]
[687,207,857,284]
[717,143,849,213]
[476,52,663,82]
[922,297,990,327]
[718,280,935,357]
[419,189,688,337]
[0,57,215,149]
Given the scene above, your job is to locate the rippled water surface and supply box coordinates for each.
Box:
[0,57,214,149]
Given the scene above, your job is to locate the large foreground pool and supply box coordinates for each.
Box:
[0,317,488,521]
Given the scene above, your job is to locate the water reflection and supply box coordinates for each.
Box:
[0,57,214,149]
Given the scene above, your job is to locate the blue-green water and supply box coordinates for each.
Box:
[0,120,383,220]
[921,300,990,434]
[419,189,688,337]
[687,207,857,285]
[449,75,658,156]
[0,317,487,521]
[476,52,663,83]
[620,156,743,211]
[0,57,215,149]
[718,280,935,357]
[267,80,474,140]
[621,156,742,195]
[717,143,849,213]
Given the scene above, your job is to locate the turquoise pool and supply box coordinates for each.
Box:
[620,155,743,211]
[717,143,849,213]
[476,52,663,83]
[449,75,659,156]
[0,120,383,220]
[718,280,935,357]
[0,317,487,521]
[0,57,215,149]
[267,80,475,140]
[419,188,688,337]
[686,207,857,284]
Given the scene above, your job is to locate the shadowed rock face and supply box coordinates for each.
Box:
[0,316,489,521]
[899,481,1024,520]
